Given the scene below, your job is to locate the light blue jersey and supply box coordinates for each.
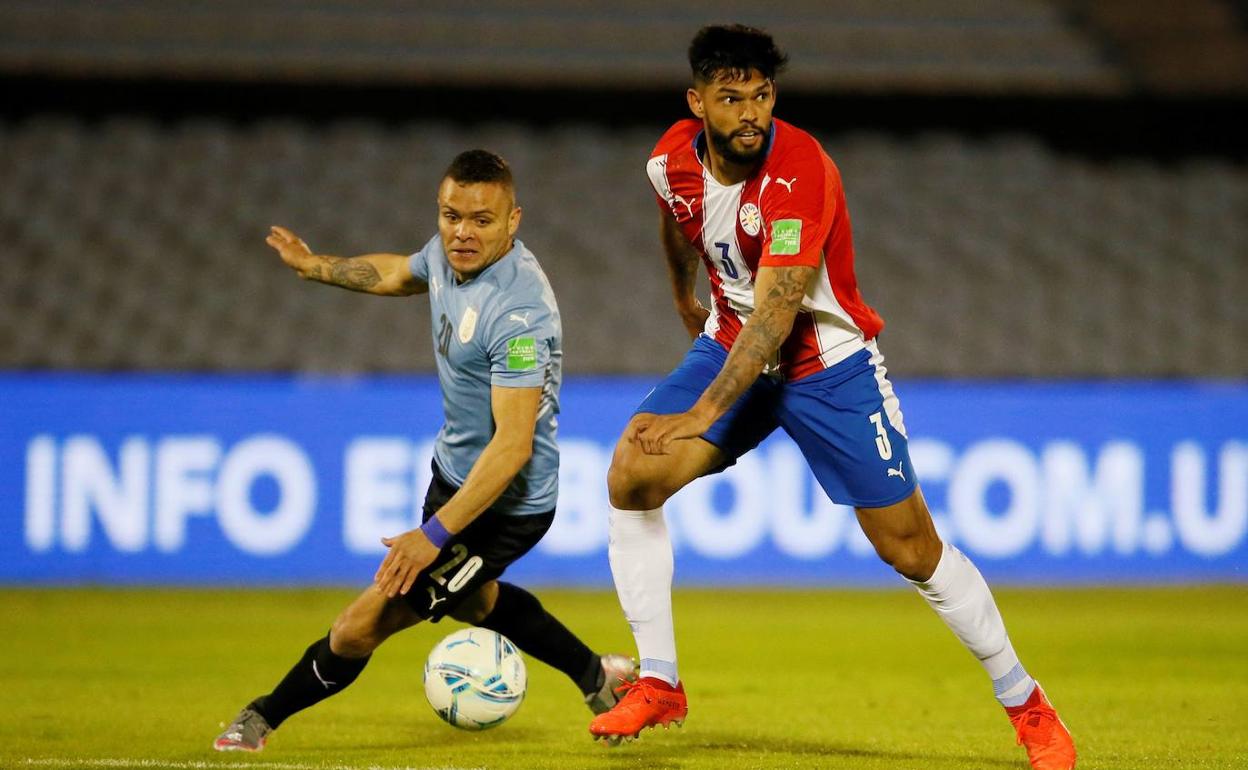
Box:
[409,236,561,515]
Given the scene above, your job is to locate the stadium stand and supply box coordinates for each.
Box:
[1,2,1244,378]
[1060,0,1248,95]
[1,118,1244,378]
[0,0,1121,94]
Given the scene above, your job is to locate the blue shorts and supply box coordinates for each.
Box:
[636,335,917,508]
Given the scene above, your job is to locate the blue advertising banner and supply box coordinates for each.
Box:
[2,373,1245,586]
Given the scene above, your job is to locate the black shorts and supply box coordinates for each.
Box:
[401,461,553,621]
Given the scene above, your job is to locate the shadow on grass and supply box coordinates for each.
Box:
[327,721,1019,769]
[596,731,1020,769]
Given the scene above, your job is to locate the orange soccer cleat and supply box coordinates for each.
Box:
[588,676,687,744]
[1006,683,1077,770]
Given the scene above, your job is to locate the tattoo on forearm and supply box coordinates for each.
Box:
[324,256,381,291]
[702,266,814,411]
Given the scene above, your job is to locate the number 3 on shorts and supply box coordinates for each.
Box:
[868,411,893,461]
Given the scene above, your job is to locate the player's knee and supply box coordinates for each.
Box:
[607,470,667,510]
[607,452,669,511]
[875,533,942,582]
[329,613,380,657]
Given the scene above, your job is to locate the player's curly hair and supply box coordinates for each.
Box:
[444,149,513,188]
[688,24,789,84]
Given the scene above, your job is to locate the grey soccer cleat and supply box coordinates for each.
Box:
[585,654,639,715]
[213,706,272,752]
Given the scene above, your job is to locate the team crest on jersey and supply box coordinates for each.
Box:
[458,306,478,344]
[738,202,762,236]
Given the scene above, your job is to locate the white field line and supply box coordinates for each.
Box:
[22,759,484,770]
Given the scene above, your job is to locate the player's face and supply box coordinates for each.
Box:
[437,178,522,280]
[688,70,776,167]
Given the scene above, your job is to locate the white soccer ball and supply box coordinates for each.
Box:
[423,627,527,730]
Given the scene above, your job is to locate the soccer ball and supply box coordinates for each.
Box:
[423,627,526,730]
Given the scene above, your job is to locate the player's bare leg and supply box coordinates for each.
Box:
[330,585,427,656]
[590,415,724,743]
[857,488,1076,770]
[854,486,943,581]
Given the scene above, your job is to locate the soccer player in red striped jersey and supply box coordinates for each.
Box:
[589,25,1076,770]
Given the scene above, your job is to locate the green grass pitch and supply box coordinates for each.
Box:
[3,586,1245,769]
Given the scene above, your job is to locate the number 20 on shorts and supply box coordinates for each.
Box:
[428,543,485,593]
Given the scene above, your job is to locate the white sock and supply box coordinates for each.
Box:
[909,542,1036,707]
[608,505,678,686]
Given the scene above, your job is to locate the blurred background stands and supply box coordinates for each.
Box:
[0,1,1244,378]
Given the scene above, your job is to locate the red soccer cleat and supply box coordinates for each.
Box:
[588,676,687,744]
[1006,683,1077,770]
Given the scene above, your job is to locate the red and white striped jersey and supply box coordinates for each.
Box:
[646,118,884,381]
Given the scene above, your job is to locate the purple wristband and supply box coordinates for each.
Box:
[420,516,452,549]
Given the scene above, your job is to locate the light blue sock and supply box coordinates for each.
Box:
[639,658,678,686]
[993,662,1036,707]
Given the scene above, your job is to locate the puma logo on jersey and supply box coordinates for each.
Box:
[776,177,797,192]
[427,587,447,611]
[312,660,338,690]
[887,462,906,481]
[670,192,697,219]
[508,311,531,327]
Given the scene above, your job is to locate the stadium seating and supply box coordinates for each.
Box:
[0,0,1120,94]
[1,118,1244,378]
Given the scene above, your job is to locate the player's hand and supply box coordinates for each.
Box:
[678,300,711,340]
[266,225,318,277]
[374,528,440,598]
[629,408,715,455]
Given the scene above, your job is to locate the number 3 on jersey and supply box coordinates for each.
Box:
[713,242,740,279]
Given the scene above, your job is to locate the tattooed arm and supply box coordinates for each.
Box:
[699,264,815,414]
[632,264,816,455]
[659,211,711,339]
[266,225,427,296]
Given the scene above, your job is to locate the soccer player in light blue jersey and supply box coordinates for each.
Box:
[215,150,634,752]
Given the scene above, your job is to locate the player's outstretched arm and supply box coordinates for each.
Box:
[633,264,816,454]
[373,385,541,598]
[659,211,711,339]
[266,225,427,296]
